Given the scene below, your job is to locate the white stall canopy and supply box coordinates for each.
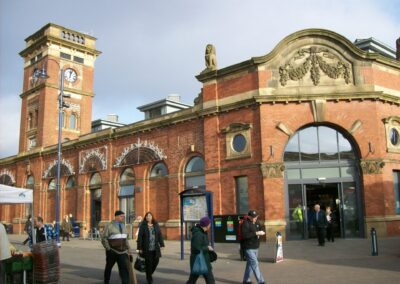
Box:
[0,184,33,204]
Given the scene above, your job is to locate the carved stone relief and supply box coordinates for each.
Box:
[260,162,285,178]
[79,146,108,173]
[43,159,75,178]
[360,159,385,175]
[279,46,352,86]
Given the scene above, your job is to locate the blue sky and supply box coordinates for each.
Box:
[1,0,399,158]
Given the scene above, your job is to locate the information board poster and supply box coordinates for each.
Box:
[275,233,284,263]
[183,195,208,221]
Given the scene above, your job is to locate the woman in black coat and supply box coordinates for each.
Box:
[137,211,165,284]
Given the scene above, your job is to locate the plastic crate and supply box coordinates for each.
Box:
[5,257,23,274]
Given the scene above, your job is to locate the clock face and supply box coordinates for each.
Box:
[64,68,77,83]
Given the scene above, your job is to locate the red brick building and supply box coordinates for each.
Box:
[1,23,400,240]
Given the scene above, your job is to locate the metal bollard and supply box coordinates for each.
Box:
[370,227,378,256]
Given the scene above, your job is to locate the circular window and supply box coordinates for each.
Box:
[232,134,247,153]
[390,128,399,146]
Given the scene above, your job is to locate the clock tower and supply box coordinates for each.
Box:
[18,23,101,153]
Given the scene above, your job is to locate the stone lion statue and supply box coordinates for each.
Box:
[204,44,217,71]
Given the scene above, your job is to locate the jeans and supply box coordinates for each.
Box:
[243,249,265,284]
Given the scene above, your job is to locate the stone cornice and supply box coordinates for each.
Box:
[254,91,400,105]
[19,82,95,99]
[20,34,101,58]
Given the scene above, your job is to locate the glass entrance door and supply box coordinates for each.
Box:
[91,188,102,229]
[288,184,305,239]
[305,183,340,239]
[341,182,360,238]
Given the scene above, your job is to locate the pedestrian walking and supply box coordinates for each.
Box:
[313,204,328,246]
[137,212,165,284]
[326,206,335,242]
[101,210,134,284]
[186,216,215,284]
[22,215,32,245]
[61,215,72,241]
[241,210,265,284]
[31,216,56,244]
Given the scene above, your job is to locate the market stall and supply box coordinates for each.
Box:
[0,184,37,284]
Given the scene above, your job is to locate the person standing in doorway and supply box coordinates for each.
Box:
[313,204,328,246]
[101,210,132,284]
[137,212,165,284]
[326,206,335,242]
[61,215,72,241]
[241,210,266,284]
[186,216,215,284]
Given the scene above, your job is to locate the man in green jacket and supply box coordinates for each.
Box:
[186,216,215,284]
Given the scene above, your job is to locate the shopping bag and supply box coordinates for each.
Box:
[134,256,146,272]
[192,251,208,275]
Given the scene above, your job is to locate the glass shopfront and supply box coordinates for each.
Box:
[284,125,363,239]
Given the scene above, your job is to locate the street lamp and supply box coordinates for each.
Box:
[37,64,70,246]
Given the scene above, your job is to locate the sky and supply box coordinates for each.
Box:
[1,0,399,158]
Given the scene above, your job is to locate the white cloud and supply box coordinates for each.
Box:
[1,0,399,159]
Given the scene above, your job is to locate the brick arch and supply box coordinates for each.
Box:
[0,169,15,185]
[114,139,167,167]
[43,159,75,179]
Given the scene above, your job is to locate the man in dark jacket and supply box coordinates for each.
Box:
[241,210,265,284]
[186,216,215,284]
[313,204,328,246]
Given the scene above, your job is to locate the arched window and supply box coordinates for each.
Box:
[185,156,205,189]
[150,162,168,177]
[0,174,14,186]
[89,173,102,188]
[66,176,76,189]
[26,176,34,189]
[48,179,56,190]
[119,168,135,223]
[70,113,77,129]
[284,125,356,163]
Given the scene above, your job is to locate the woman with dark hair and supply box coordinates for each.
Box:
[137,212,165,284]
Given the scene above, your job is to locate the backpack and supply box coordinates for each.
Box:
[237,215,250,242]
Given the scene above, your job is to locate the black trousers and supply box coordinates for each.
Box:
[187,270,215,284]
[144,250,159,284]
[326,224,334,242]
[62,230,70,241]
[316,227,326,245]
[104,250,130,284]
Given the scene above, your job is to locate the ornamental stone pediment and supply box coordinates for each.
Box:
[279,45,352,87]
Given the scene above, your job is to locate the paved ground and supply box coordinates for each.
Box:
[8,234,400,284]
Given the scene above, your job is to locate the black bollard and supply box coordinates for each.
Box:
[370,228,378,256]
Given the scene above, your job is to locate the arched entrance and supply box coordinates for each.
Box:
[89,173,102,229]
[284,125,364,239]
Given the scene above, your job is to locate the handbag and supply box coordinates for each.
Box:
[192,251,208,275]
[208,250,217,262]
[134,256,146,272]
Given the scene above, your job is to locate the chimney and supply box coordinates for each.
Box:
[106,114,118,122]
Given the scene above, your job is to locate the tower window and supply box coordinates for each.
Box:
[70,113,77,129]
[60,52,71,60]
[73,56,84,64]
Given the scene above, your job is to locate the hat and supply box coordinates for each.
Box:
[199,216,211,227]
[248,210,258,218]
[114,210,125,216]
